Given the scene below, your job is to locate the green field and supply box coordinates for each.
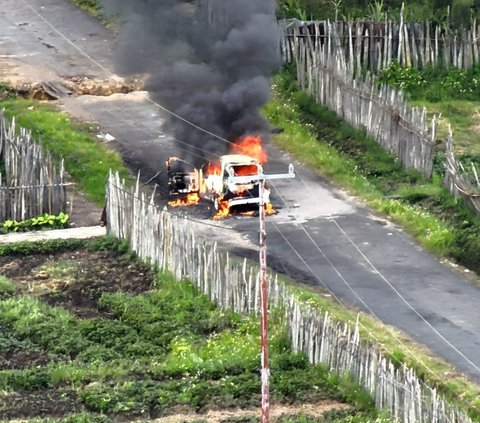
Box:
[0,238,386,422]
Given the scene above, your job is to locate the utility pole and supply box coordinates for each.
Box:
[228,163,295,423]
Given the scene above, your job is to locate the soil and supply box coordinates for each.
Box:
[67,186,105,228]
[0,249,155,318]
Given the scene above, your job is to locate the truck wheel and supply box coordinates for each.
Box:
[213,197,219,211]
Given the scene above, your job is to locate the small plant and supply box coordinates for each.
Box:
[278,0,308,20]
[0,276,16,299]
[330,0,343,21]
[366,0,385,22]
[1,212,69,233]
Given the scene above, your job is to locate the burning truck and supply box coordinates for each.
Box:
[166,153,271,219]
[166,135,295,219]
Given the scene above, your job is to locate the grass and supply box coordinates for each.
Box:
[0,240,386,422]
[0,275,16,299]
[264,66,480,273]
[379,61,480,157]
[411,99,480,156]
[0,88,133,205]
[70,0,101,18]
[36,259,80,283]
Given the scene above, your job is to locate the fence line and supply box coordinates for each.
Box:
[281,18,480,72]
[282,20,435,177]
[0,112,67,222]
[106,172,473,423]
[444,129,480,215]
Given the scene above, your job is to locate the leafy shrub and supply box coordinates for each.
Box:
[378,61,480,102]
[378,61,427,93]
[1,212,69,233]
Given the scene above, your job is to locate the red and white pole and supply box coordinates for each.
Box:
[227,163,295,423]
[259,177,269,423]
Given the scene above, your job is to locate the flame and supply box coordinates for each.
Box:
[212,197,230,220]
[232,135,267,164]
[206,161,222,175]
[265,202,277,216]
[233,164,258,176]
[168,192,200,207]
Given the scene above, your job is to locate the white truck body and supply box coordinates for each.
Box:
[167,154,269,210]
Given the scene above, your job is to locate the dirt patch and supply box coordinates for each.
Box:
[0,388,78,420]
[0,348,52,370]
[1,58,144,100]
[67,186,104,228]
[154,401,351,422]
[0,249,156,318]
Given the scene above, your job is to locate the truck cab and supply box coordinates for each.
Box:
[166,154,270,213]
[202,154,269,210]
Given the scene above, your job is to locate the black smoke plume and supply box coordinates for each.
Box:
[99,0,280,166]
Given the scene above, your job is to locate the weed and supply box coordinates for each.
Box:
[0,276,16,299]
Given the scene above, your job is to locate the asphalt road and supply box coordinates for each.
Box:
[1,0,480,382]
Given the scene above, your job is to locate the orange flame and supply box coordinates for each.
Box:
[206,161,222,175]
[168,192,200,207]
[232,135,267,164]
[233,164,259,176]
[265,202,277,216]
[212,197,230,220]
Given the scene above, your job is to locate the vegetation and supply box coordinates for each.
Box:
[378,60,480,159]
[378,61,480,105]
[70,0,101,18]
[0,85,133,205]
[1,213,70,234]
[277,0,480,25]
[0,238,386,422]
[264,66,480,273]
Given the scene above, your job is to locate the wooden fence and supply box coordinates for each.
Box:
[0,112,67,222]
[444,129,480,215]
[281,18,480,72]
[282,20,435,177]
[106,172,473,423]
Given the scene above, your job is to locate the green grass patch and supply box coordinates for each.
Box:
[411,99,480,157]
[0,96,133,205]
[265,66,480,272]
[379,61,480,157]
[0,275,16,299]
[0,236,130,256]
[70,0,101,18]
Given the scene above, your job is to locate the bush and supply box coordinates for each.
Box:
[1,212,69,233]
